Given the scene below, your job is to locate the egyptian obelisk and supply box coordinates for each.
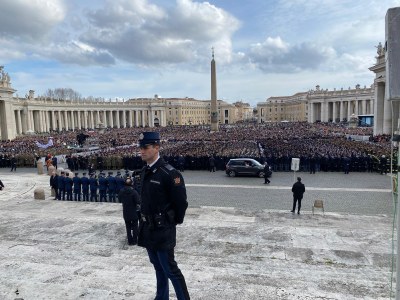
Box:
[210,48,219,131]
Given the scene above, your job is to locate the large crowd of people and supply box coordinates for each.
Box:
[0,122,395,173]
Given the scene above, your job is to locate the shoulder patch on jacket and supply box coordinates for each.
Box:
[165,164,175,171]
[173,176,181,185]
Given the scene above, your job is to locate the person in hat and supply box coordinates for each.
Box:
[106,171,117,202]
[291,177,305,214]
[65,172,73,201]
[137,131,190,300]
[98,172,108,202]
[49,171,58,200]
[119,178,140,245]
[115,171,125,200]
[57,171,66,200]
[81,172,90,201]
[89,173,98,202]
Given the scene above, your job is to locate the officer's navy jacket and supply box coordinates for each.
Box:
[138,158,188,250]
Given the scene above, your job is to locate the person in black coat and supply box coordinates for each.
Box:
[138,131,190,300]
[49,171,58,200]
[10,156,17,172]
[291,177,305,214]
[263,162,270,184]
[119,178,140,245]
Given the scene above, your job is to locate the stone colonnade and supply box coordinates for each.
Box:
[308,98,374,123]
[11,107,166,135]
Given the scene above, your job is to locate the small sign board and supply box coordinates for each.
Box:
[291,158,300,171]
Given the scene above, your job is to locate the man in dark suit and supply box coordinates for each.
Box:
[291,177,305,214]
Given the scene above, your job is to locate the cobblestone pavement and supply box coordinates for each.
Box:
[0,168,396,299]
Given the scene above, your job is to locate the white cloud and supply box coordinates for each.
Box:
[80,0,240,65]
[0,0,65,40]
[247,36,337,72]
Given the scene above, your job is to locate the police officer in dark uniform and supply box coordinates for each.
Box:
[106,171,117,202]
[98,173,108,202]
[58,171,66,200]
[65,172,73,201]
[89,173,98,202]
[73,172,82,201]
[81,172,90,201]
[138,132,190,300]
[115,171,125,201]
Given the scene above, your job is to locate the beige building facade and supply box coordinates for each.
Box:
[0,67,244,140]
[257,85,374,124]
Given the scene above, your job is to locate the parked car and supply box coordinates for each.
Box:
[225,158,271,178]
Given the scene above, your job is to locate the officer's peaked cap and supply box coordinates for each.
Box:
[139,132,160,147]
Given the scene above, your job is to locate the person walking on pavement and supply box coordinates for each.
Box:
[291,177,305,214]
[138,131,190,300]
[119,178,140,245]
[263,162,270,184]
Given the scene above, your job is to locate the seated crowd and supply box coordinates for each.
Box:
[0,122,395,173]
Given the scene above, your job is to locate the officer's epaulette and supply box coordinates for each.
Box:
[163,164,175,171]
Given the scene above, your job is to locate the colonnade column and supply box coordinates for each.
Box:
[71,111,75,131]
[115,110,120,128]
[383,95,392,134]
[15,110,21,134]
[332,102,337,122]
[63,111,68,130]
[122,110,126,128]
[128,110,132,127]
[374,83,385,135]
[134,111,138,127]
[96,111,100,127]
[355,100,359,116]
[50,111,55,131]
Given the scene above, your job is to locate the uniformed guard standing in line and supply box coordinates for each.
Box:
[57,171,66,200]
[89,173,98,202]
[138,132,190,300]
[115,171,125,202]
[64,172,74,201]
[73,172,82,201]
[98,173,108,202]
[81,173,90,201]
[123,170,131,181]
[106,171,117,202]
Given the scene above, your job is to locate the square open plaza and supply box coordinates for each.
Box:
[0,166,395,299]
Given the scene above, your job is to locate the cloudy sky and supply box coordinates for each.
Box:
[0,0,397,106]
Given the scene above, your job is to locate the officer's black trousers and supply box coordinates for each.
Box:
[147,248,190,300]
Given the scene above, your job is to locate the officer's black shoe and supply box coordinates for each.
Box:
[290,210,295,213]
[298,212,300,214]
